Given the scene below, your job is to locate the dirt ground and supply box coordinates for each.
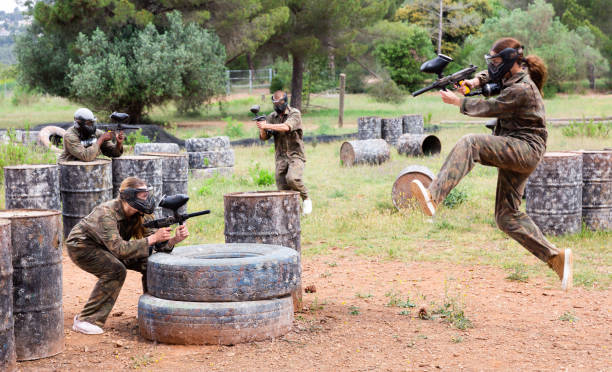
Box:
[20,249,611,372]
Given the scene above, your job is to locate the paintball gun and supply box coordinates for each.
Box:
[465,82,502,98]
[97,112,141,135]
[250,105,267,122]
[412,54,478,97]
[143,194,210,229]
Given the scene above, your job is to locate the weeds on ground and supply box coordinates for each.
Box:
[561,119,610,138]
[385,290,417,308]
[248,162,274,186]
[559,311,578,323]
[130,353,159,369]
[308,297,326,312]
[355,293,373,299]
[505,263,529,282]
[349,305,360,315]
[0,140,56,182]
[443,187,469,208]
[223,116,245,138]
[429,281,473,330]
[451,335,463,343]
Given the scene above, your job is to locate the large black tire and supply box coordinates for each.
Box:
[138,294,293,345]
[147,243,300,302]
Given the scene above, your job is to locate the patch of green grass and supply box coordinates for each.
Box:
[349,305,360,315]
[559,311,578,323]
[505,263,530,283]
[385,290,417,308]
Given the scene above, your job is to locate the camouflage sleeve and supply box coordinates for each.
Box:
[476,70,489,86]
[284,110,302,132]
[100,131,123,158]
[460,85,526,118]
[142,214,173,251]
[96,213,150,260]
[63,130,101,162]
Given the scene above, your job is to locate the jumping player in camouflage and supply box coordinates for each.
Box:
[257,90,312,214]
[410,37,573,290]
[59,108,124,162]
[66,176,189,334]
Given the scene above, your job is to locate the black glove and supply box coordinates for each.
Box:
[149,242,174,255]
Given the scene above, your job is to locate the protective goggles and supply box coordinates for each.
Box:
[484,47,523,66]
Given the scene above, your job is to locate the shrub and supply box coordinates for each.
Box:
[0,141,56,182]
[270,76,284,93]
[223,116,245,138]
[443,188,469,208]
[561,120,610,138]
[124,129,150,146]
[344,62,368,93]
[366,79,405,104]
[249,162,274,186]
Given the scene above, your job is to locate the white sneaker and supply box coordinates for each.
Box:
[410,180,436,216]
[303,199,312,215]
[72,315,104,335]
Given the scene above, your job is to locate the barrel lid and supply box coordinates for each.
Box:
[571,150,612,154]
[224,191,300,198]
[114,155,162,161]
[0,209,61,219]
[4,164,58,170]
[59,159,111,165]
[0,218,10,226]
[140,152,187,158]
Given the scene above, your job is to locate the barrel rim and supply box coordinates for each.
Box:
[139,152,187,158]
[542,151,583,158]
[112,155,163,161]
[59,159,111,165]
[4,164,58,170]
[0,209,62,219]
[224,190,300,198]
[571,150,612,154]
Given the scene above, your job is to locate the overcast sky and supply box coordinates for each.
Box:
[0,0,25,13]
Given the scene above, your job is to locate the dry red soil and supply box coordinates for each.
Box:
[20,250,612,371]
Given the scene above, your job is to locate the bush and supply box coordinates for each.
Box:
[270,76,284,93]
[249,162,274,186]
[344,62,368,93]
[11,85,41,106]
[124,129,150,146]
[443,188,469,208]
[223,116,245,138]
[561,120,610,138]
[366,79,405,104]
[0,141,56,182]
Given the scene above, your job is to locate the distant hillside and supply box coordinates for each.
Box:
[0,9,29,65]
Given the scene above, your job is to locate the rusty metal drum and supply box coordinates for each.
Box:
[140,152,189,217]
[4,164,60,210]
[391,165,435,210]
[575,150,611,230]
[526,152,583,235]
[59,159,113,238]
[0,219,16,371]
[224,191,302,310]
[0,210,63,361]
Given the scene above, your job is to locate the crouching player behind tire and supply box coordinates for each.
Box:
[66,176,189,334]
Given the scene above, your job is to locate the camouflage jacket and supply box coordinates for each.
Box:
[463,70,547,152]
[260,106,306,161]
[59,126,123,162]
[66,199,170,260]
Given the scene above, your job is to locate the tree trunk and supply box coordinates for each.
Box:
[438,0,443,55]
[587,63,595,89]
[290,53,304,110]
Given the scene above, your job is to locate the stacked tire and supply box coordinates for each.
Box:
[139,243,300,345]
[186,136,235,179]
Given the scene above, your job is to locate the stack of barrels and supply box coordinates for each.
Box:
[139,152,189,217]
[186,136,235,179]
[0,209,63,367]
[343,114,439,166]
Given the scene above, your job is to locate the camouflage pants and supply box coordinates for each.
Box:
[276,157,308,200]
[429,134,558,262]
[67,244,147,326]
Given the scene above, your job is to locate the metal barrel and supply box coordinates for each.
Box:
[401,114,424,134]
[0,210,63,361]
[397,134,441,156]
[134,143,180,155]
[357,116,382,140]
[224,191,302,310]
[0,219,16,371]
[112,155,163,216]
[340,139,390,167]
[391,165,435,210]
[575,150,611,230]
[140,152,189,217]
[526,152,583,235]
[4,164,60,210]
[381,117,402,146]
[59,160,113,238]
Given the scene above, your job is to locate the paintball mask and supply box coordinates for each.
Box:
[120,186,157,215]
[485,47,522,83]
[74,108,97,139]
[272,92,288,114]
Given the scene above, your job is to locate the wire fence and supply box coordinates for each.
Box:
[226,68,274,94]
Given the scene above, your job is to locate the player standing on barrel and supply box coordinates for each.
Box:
[66,176,189,334]
[257,90,312,215]
[59,108,124,162]
[410,37,574,290]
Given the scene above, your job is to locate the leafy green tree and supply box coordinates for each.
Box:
[464,0,609,90]
[68,12,226,121]
[395,0,493,57]
[373,23,435,90]
[260,0,391,110]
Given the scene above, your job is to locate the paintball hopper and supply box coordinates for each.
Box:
[420,54,453,78]
[250,105,266,121]
[159,194,189,211]
[110,112,129,122]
